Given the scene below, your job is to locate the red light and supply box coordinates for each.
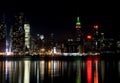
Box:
[94,61,98,83]
[76,25,81,28]
[94,25,98,29]
[87,60,92,83]
[87,35,92,39]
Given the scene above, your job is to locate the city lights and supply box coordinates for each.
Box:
[87,35,92,40]
[0,13,118,57]
[94,25,99,29]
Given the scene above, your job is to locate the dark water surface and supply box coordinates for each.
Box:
[0,56,120,83]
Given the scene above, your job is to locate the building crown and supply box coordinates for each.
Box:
[76,17,81,25]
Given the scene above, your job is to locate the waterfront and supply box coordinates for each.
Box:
[0,55,120,83]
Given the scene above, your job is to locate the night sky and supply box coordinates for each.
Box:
[0,0,120,40]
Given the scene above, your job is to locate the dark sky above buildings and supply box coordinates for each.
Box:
[0,0,120,39]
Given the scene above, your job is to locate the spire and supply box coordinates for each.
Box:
[76,16,81,28]
[76,16,81,25]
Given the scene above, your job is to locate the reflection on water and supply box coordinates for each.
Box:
[94,61,98,83]
[24,61,30,83]
[86,60,92,83]
[101,60,105,83]
[76,60,81,83]
[0,57,120,83]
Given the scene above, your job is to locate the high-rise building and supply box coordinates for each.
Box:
[75,16,83,53]
[75,16,82,41]
[100,33,105,49]
[24,23,30,49]
[84,34,93,53]
[10,13,25,53]
[49,33,55,48]
[92,24,100,51]
[65,16,83,53]
[0,15,6,52]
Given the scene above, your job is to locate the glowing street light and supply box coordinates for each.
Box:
[87,35,92,40]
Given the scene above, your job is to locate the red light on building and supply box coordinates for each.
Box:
[94,25,98,29]
[87,35,92,40]
[76,25,81,28]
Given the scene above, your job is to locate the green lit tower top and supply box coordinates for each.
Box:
[75,16,82,42]
[76,16,81,28]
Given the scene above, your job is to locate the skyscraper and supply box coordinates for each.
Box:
[0,14,6,52]
[92,24,100,51]
[24,23,30,49]
[75,16,83,53]
[65,16,83,53]
[10,13,25,53]
[75,16,82,41]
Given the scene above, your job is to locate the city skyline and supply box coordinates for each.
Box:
[0,0,120,39]
[1,1,120,83]
[1,13,119,40]
[0,13,117,55]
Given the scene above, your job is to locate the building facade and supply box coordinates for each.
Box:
[24,23,30,49]
[65,16,84,53]
[10,13,25,53]
[0,15,6,52]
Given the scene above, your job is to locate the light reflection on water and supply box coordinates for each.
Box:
[0,57,120,83]
[24,61,30,83]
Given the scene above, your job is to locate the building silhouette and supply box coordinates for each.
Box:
[10,12,25,53]
[65,16,84,53]
[75,16,83,53]
[92,24,101,51]
[0,14,6,52]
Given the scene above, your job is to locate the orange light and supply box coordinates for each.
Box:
[87,35,92,39]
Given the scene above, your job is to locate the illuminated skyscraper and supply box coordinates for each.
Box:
[10,13,25,53]
[75,16,83,53]
[0,15,6,52]
[24,23,30,49]
[65,16,83,53]
[92,24,100,51]
[75,16,82,41]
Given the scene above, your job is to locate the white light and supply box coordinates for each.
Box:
[40,35,44,40]
[24,61,30,83]
[53,47,57,54]
[24,24,30,49]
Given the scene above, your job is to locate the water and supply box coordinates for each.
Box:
[0,56,120,83]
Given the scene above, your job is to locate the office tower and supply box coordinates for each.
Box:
[92,24,100,51]
[100,33,105,49]
[65,16,83,53]
[0,14,6,52]
[10,12,25,53]
[75,16,82,41]
[24,23,30,49]
[75,16,83,53]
